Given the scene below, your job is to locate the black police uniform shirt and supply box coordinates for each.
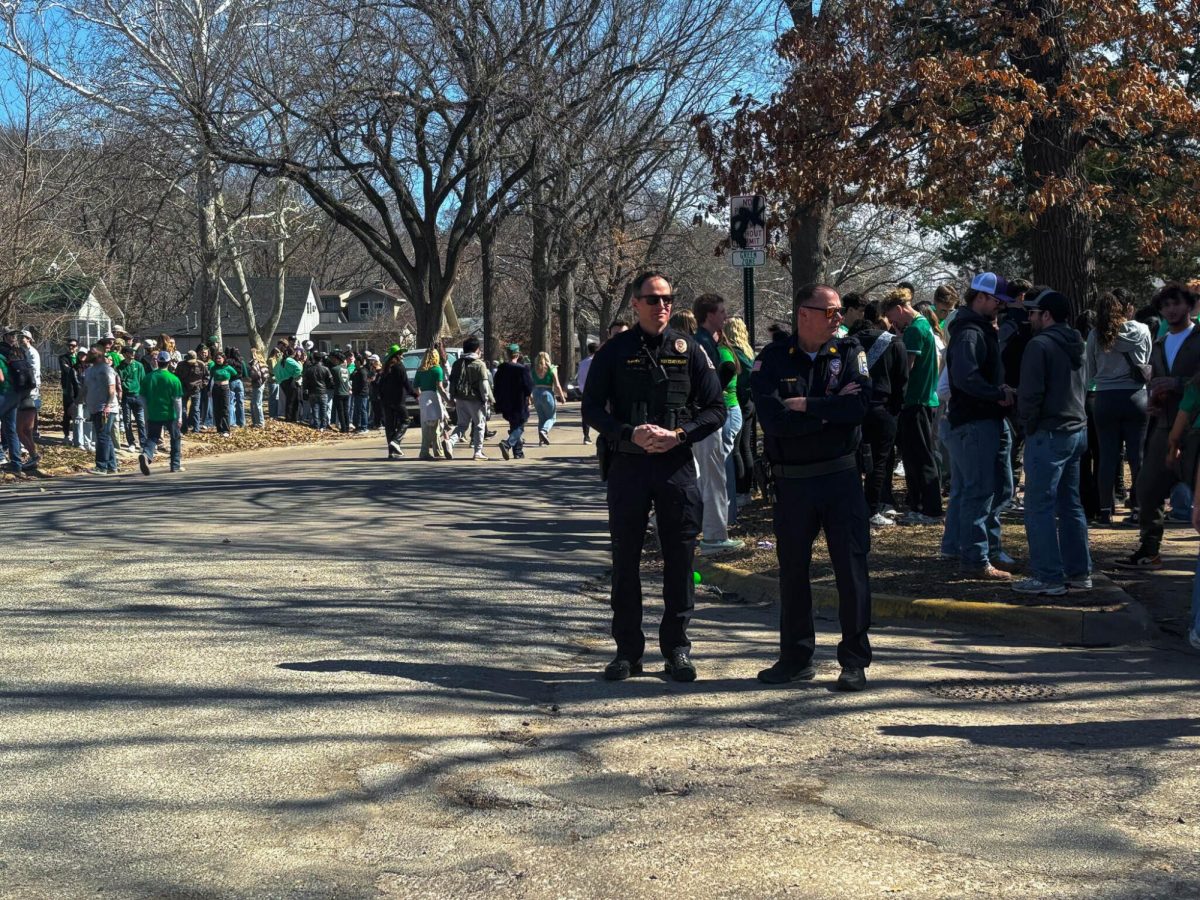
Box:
[581,325,725,452]
[749,335,872,465]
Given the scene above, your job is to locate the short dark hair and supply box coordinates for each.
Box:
[586,342,599,354]
[693,293,726,325]
[1010,277,1034,296]
[1153,281,1199,312]
[630,271,669,297]
[463,336,480,354]
[607,319,629,334]
[933,284,958,305]
[862,300,883,324]
[897,281,916,293]
[795,283,837,306]
[843,292,867,310]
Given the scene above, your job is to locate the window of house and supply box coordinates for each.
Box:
[359,302,370,318]
[373,301,385,313]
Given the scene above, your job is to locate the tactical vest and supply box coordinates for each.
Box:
[611,331,695,432]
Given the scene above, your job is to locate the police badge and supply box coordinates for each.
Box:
[674,338,687,353]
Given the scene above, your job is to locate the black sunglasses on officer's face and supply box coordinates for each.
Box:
[637,294,674,307]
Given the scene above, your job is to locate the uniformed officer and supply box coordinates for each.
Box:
[582,271,726,682]
[750,283,873,692]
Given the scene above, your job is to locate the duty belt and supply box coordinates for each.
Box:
[771,455,857,480]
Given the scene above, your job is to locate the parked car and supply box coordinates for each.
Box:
[402,347,462,421]
[565,379,583,401]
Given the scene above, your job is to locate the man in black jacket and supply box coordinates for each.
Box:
[494,344,535,459]
[851,302,908,525]
[59,339,80,438]
[304,352,335,431]
[378,350,416,458]
[943,273,1018,579]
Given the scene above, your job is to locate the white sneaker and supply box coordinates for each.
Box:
[895,462,906,477]
[1066,576,1093,591]
[869,513,895,527]
[1011,578,1067,597]
[1189,628,1200,651]
[387,440,403,456]
[699,538,744,556]
[472,451,489,460]
[881,505,899,517]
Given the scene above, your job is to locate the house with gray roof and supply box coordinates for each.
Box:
[312,286,412,354]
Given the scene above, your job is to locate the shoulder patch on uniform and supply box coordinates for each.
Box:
[674,338,687,353]
[858,354,869,375]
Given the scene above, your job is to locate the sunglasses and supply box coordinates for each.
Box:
[800,305,846,320]
[637,294,674,307]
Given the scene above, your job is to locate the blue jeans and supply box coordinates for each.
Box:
[722,404,743,524]
[1190,548,1200,637]
[1023,428,1091,584]
[533,387,556,434]
[268,383,279,419]
[122,393,147,448]
[229,380,245,427]
[201,384,213,427]
[92,411,117,471]
[313,394,330,429]
[938,416,961,556]
[506,421,526,451]
[250,384,265,426]
[354,395,370,430]
[185,389,203,433]
[144,419,182,470]
[944,418,1013,569]
[0,391,21,472]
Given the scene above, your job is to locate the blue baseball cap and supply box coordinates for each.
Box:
[969,272,1018,302]
[157,350,171,363]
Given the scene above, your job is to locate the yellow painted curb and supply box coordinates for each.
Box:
[700,562,1157,647]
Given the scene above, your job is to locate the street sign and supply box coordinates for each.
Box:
[730,194,766,250]
[729,249,766,267]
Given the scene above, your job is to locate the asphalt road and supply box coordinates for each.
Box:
[3,408,1199,899]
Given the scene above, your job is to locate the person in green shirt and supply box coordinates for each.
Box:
[414,348,450,459]
[138,351,185,474]
[716,333,744,525]
[117,346,147,450]
[209,351,239,436]
[882,290,944,523]
[273,351,303,422]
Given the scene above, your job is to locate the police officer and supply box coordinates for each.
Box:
[582,271,725,682]
[750,283,873,692]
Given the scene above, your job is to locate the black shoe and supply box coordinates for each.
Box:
[757,660,817,684]
[836,667,867,692]
[538,431,550,446]
[499,440,511,460]
[138,453,151,476]
[1097,510,1113,526]
[1112,547,1162,570]
[603,657,643,681]
[664,648,696,682]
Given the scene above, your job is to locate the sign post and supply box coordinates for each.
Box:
[730,194,766,346]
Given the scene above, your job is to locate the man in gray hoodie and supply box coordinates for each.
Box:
[1014,288,1090,596]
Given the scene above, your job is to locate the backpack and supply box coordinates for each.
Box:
[451,356,474,400]
[4,347,34,394]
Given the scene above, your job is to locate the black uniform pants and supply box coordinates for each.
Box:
[860,404,898,513]
[607,451,701,661]
[899,404,943,517]
[1137,425,1179,554]
[774,467,872,668]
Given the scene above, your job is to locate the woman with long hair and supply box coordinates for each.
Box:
[723,317,757,504]
[414,347,451,459]
[531,351,567,444]
[1086,292,1152,524]
[668,310,697,335]
[226,347,248,429]
[208,350,238,437]
[248,347,270,427]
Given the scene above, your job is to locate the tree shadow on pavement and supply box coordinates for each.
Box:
[879,717,1200,751]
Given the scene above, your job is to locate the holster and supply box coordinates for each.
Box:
[596,435,613,481]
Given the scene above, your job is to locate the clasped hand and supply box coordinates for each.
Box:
[632,424,680,453]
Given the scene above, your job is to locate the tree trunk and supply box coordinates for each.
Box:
[787,195,833,319]
[194,154,222,347]
[558,266,577,376]
[480,222,497,362]
[1015,0,1093,320]
[530,214,553,356]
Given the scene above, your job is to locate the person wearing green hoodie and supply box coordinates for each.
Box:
[139,350,185,474]
[274,350,303,422]
[117,345,147,450]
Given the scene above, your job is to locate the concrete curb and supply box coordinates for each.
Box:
[699,561,1159,647]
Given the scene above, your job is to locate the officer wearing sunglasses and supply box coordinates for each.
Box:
[582,270,726,683]
[750,282,874,692]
